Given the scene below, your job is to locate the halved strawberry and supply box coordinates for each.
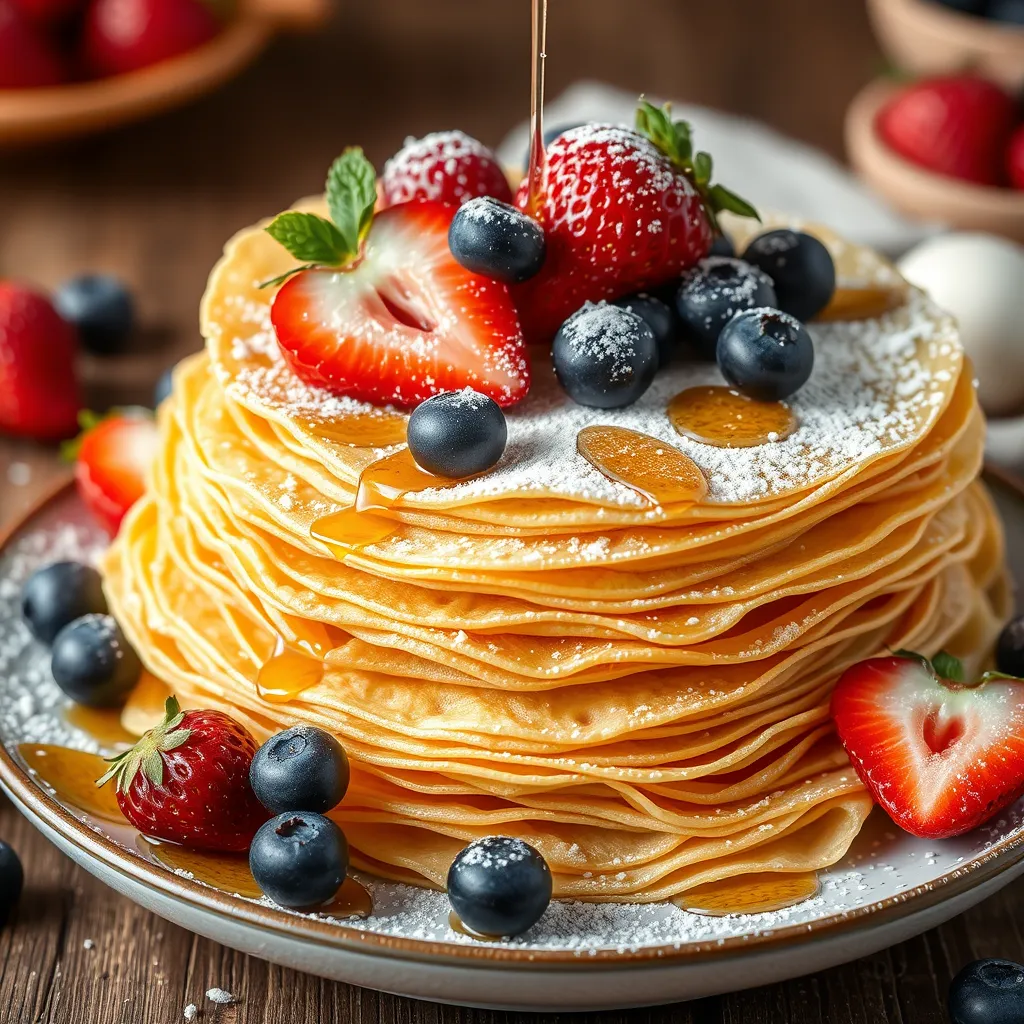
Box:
[831,651,1024,839]
[69,411,158,535]
[265,149,529,408]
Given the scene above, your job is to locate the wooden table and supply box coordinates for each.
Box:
[0,1,1010,1020]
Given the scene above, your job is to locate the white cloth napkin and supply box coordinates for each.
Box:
[497,80,935,257]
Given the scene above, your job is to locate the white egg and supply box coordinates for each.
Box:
[897,233,1024,417]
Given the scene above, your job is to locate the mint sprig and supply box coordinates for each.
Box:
[262,146,378,288]
[635,99,759,234]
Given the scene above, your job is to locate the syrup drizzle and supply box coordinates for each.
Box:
[668,387,798,448]
[19,744,124,823]
[577,426,707,506]
[303,410,407,448]
[525,0,548,215]
[256,635,325,704]
[673,871,821,916]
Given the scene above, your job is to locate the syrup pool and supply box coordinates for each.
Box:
[256,636,325,704]
[64,704,137,747]
[19,744,123,823]
[668,387,798,448]
[673,871,821,916]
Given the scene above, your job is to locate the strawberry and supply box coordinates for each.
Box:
[831,651,1024,839]
[82,0,219,78]
[10,0,82,26]
[511,101,757,344]
[0,0,64,88]
[0,283,80,440]
[265,148,529,408]
[1008,125,1024,191]
[98,696,269,852]
[380,130,513,209]
[876,75,1018,187]
[69,411,158,534]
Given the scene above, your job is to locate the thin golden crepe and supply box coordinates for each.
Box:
[102,208,1010,901]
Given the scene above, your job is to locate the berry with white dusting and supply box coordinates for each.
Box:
[250,726,350,814]
[22,561,107,645]
[407,389,507,478]
[613,292,677,366]
[447,836,552,937]
[448,197,546,283]
[675,257,777,357]
[552,303,658,409]
[742,229,836,322]
[249,811,348,908]
[717,307,815,401]
[50,613,141,707]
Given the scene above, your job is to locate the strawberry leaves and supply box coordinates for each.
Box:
[892,648,1024,688]
[635,99,759,233]
[97,695,193,793]
[263,147,378,288]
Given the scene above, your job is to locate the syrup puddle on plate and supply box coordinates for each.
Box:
[448,910,506,942]
[669,386,798,448]
[256,636,325,704]
[18,744,124,823]
[815,285,906,322]
[673,871,821,916]
[577,426,707,505]
[63,704,138,747]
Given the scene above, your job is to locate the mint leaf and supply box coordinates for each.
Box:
[932,650,965,683]
[265,212,349,265]
[325,147,377,255]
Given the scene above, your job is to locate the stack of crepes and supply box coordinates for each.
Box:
[103,204,1010,902]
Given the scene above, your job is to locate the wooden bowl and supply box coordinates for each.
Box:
[845,77,1024,242]
[0,0,327,146]
[867,0,1024,92]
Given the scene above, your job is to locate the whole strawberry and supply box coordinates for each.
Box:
[512,101,757,344]
[98,696,269,852]
[0,283,80,441]
[877,75,1018,187]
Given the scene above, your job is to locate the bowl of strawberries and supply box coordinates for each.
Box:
[0,0,326,145]
[845,73,1024,241]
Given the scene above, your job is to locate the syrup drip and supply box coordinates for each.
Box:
[668,387,798,448]
[256,636,325,704]
[525,0,549,215]
[121,672,174,737]
[303,410,407,448]
[64,704,138,747]
[18,744,124,823]
[673,871,821,916]
[138,837,372,915]
[815,285,906,322]
[577,426,707,506]
[310,447,460,555]
[448,910,504,941]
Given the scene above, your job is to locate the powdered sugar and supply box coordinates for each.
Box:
[381,131,502,205]
[557,302,650,383]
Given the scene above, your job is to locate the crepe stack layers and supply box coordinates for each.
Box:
[102,205,1009,901]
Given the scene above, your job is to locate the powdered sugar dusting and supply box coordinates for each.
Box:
[382,131,502,205]
[558,303,649,383]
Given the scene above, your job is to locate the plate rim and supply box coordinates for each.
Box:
[2,470,1023,971]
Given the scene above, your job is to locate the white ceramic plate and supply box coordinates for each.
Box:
[3,475,1024,1012]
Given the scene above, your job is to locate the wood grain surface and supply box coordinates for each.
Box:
[0,1,1008,1021]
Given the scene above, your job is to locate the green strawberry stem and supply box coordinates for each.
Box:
[97,695,193,792]
[635,99,759,236]
[892,648,1024,689]
[261,147,378,289]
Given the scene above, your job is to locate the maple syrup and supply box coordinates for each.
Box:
[448,910,503,941]
[525,0,549,215]
[303,410,407,448]
[256,636,325,704]
[64,704,138,747]
[19,744,124,823]
[121,672,174,737]
[577,426,707,506]
[815,285,906,322]
[673,871,820,916]
[668,386,798,448]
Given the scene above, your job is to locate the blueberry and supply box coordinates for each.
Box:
[407,389,507,478]
[613,292,677,367]
[249,811,348,908]
[0,841,23,927]
[742,229,836,322]
[54,274,135,356]
[448,197,546,283]
[709,233,736,258]
[717,307,814,402]
[447,836,552,937]
[988,0,1024,22]
[996,616,1024,677]
[153,368,174,407]
[552,303,658,409]
[22,561,108,645]
[250,726,350,815]
[50,613,141,708]
[675,257,777,358]
[949,959,1024,1024]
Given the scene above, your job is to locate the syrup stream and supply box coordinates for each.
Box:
[525,0,548,215]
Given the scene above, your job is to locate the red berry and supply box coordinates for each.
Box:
[73,413,158,534]
[0,283,80,440]
[877,75,1018,187]
[831,652,1024,839]
[0,0,65,87]
[82,0,219,78]
[1008,125,1024,191]
[380,131,513,209]
[271,201,530,408]
[10,0,83,26]
[512,124,714,343]
[98,697,270,853]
